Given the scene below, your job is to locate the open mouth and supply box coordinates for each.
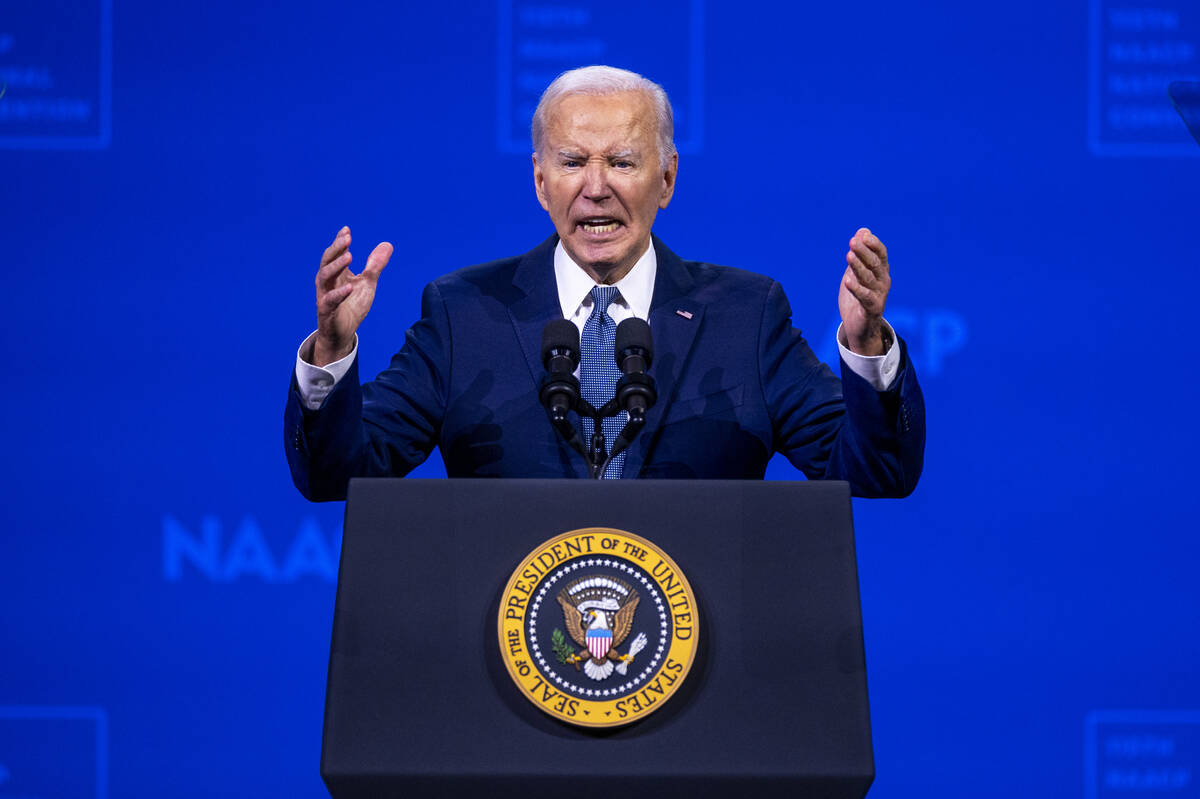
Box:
[578,218,622,234]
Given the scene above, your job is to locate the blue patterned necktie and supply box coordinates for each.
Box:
[579,285,627,479]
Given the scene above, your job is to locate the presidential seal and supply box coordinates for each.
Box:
[498,527,699,728]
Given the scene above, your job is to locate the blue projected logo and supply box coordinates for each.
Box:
[1087,711,1200,798]
[162,516,341,582]
[1088,0,1200,156]
[496,0,705,154]
[0,0,111,149]
[0,707,108,799]
[818,306,969,378]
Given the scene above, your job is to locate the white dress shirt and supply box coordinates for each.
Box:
[295,241,901,409]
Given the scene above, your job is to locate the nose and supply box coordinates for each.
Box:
[582,159,611,201]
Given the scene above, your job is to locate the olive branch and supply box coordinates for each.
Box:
[551,628,575,664]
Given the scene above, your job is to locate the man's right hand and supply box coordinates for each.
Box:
[313,226,393,366]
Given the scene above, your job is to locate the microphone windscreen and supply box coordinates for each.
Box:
[541,319,581,369]
[615,317,653,367]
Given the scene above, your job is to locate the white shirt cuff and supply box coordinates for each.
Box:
[295,331,357,410]
[836,320,901,391]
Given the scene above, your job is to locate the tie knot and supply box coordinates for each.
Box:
[589,285,620,317]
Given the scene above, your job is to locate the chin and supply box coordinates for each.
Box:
[568,239,635,276]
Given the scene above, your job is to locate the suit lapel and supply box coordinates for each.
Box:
[508,235,561,389]
[507,234,706,480]
[622,236,705,479]
[507,235,589,479]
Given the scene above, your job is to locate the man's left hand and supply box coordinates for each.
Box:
[839,227,891,356]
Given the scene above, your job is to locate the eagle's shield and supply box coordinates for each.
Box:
[586,628,612,660]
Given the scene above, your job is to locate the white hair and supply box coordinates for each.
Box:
[531,65,676,165]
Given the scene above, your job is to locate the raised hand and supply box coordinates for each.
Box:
[838,227,891,356]
[313,226,393,366]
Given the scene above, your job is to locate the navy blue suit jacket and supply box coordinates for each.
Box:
[285,235,925,500]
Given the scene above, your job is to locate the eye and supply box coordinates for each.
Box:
[562,158,582,168]
[613,160,635,169]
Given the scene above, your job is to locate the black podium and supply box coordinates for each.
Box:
[322,479,874,798]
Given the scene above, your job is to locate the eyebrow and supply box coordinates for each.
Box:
[555,149,639,159]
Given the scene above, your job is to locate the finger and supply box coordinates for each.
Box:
[848,236,884,273]
[317,282,354,316]
[320,227,351,268]
[846,251,881,289]
[316,250,353,291]
[852,227,888,265]
[361,242,394,281]
[843,269,883,313]
[848,245,889,293]
[843,270,872,303]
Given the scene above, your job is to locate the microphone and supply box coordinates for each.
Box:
[539,319,581,423]
[597,318,657,478]
[614,318,657,423]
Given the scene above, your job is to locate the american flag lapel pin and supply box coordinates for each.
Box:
[675,309,693,320]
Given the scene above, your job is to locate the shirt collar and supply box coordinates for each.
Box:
[553,239,657,320]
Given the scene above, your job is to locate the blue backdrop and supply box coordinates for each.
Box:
[2,0,1198,797]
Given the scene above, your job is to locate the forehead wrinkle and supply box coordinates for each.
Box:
[546,118,648,156]
[549,123,643,154]
[543,93,657,159]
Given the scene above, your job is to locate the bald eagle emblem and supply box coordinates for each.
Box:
[556,575,648,681]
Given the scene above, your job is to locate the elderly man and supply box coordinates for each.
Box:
[285,66,924,500]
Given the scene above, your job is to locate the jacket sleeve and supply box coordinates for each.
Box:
[760,280,925,497]
[283,281,452,501]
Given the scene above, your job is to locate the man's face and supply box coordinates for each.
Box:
[534,91,678,284]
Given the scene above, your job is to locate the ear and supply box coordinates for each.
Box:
[658,152,679,209]
[533,153,550,211]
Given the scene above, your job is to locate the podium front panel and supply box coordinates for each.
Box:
[322,479,872,798]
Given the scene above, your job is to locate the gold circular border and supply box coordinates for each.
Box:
[498,527,699,728]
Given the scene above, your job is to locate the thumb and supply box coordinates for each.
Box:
[363,242,393,280]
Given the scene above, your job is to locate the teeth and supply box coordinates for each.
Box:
[582,221,619,233]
